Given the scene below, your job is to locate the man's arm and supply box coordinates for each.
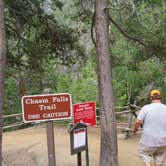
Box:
[133,119,143,134]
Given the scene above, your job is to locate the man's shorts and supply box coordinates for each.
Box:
[138,143,166,165]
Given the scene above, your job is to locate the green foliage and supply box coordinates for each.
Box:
[5,0,85,71]
[3,0,87,116]
[111,28,166,105]
[111,0,166,58]
[3,0,166,117]
[55,59,98,104]
[4,76,21,115]
[109,0,166,105]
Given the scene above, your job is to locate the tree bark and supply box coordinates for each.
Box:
[95,0,119,166]
[0,0,7,165]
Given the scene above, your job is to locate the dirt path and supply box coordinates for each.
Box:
[2,125,165,166]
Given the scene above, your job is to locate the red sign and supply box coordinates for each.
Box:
[73,101,96,127]
[22,93,72,123]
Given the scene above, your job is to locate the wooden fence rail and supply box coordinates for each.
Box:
[3,104,141,135]
[3,113,22,119]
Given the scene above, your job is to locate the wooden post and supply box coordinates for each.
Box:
[85,130,89,166]
[46,121,56,166]
[77,152,82,166]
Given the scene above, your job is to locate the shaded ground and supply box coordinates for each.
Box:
[2,125,166,166]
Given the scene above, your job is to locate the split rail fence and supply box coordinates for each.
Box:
[3,104,141,138]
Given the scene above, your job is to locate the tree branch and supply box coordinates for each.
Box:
[91,11,96,46]
[109,15,148,47]
[5,23,25,41]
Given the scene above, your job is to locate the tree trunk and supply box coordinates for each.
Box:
[94,0,119,166]
[0,0,7,165]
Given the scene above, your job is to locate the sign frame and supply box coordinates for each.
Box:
[21,93,72,123]
[69,123,88,155]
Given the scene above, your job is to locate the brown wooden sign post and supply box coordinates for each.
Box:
[22,93,72,166]
[46,121,56,166]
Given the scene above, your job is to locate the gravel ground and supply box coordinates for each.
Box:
[2,124,165,166]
